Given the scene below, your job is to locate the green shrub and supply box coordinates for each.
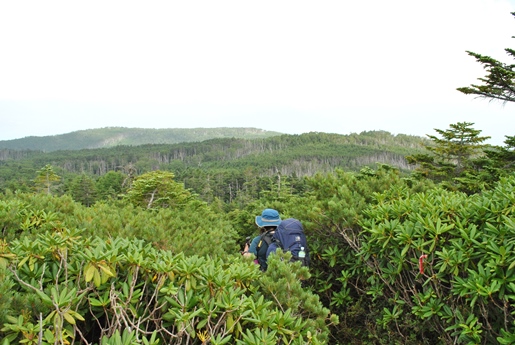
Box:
[357,174,515,344]
[1,230,332,344]
[0,192,239,258]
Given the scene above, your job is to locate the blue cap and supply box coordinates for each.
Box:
[255,208,281,227]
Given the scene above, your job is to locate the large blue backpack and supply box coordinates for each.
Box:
[266,218,310,267]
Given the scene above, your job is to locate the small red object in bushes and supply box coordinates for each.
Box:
[419,254,428,274]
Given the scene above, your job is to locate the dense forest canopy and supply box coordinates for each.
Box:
[0,131,428,204]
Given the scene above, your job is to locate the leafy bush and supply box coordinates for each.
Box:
[0,230,332,344]
[356,174,515,344]
[0,191,238,258]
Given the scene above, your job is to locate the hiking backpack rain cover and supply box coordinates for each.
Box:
[266,218,310,267]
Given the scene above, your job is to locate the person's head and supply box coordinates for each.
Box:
[255,209,281,231]
[260,226,276,233]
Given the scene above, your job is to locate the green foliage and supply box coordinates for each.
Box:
[407,122,491,193]
[124,170,194,209]
[0,266,15,327]
[230,164,433,344]
[0,191,238,258]
[457,47,515,103]
[426,122,490,172]
[259,251,339,344]
[5,124,515,345]
[277,165,434,344]
[0,230,331,344]
[357,174,515,344]
[33,164,61,195]
[0,131,427,202]
[68,173,97,206]
[457,12,515,104]
[95,170,126,201]
[464,135,515,191]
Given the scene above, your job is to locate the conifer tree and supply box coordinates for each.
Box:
[457,13,515,103]
[69,174,97,206]
[33,164,61,195]
[455,13,515,189]
[406,122,490,188]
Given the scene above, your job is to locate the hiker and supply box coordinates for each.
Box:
[242,208,282,271]
[267,218,310,267]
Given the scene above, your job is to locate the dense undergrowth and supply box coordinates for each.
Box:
[2,164,515,344]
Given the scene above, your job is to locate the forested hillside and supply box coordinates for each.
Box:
[0,130,427,203]
[0,127,282,151]
[1,121,515,344]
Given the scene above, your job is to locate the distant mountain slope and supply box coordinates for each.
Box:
[0,130,429,199]
[0,127,283,152]
[0,131,428,180]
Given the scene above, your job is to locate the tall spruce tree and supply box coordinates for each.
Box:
[406,122,490,191]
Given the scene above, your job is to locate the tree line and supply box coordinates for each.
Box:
[0,131,427,206]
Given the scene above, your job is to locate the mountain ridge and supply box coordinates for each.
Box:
[0,127,283,152]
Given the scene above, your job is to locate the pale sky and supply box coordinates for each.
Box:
[1,0,515,145]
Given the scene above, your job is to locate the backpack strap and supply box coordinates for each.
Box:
[257,230,274,250]
[256,230,275,271]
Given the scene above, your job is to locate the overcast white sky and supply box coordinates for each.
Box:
[1,0,515,145]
